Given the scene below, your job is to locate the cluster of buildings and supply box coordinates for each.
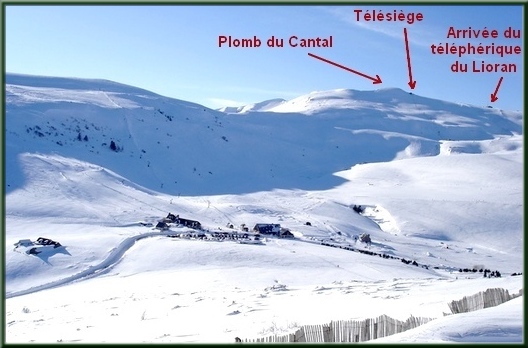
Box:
[155,213,294,239]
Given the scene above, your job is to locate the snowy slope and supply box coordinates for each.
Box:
[369,295,523,343]
[4,73,524,343]
[6,73,522,196]
[217,98,286,113]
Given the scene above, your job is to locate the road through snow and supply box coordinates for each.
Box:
[5,230,177,299]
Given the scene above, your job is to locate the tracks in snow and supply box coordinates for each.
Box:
[6,204,398,299]
[6,231,175,299]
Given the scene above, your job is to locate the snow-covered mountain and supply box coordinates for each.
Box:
[6,73,522,197]
[4,73,523,343]
[217,98,286,113]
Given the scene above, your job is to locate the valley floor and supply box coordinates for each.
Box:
[5,229,524,343]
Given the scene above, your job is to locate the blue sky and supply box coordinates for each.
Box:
[5,4,524,111]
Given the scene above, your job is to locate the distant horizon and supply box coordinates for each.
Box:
[5,70,522,112]
[6,5,523,111]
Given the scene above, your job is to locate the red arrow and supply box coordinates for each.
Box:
[490,76,503,102]
[308,52,382,84]
[404,28,416,89]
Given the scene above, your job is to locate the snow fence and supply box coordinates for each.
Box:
[245,287,523,343]
[448,287,523,314]
[244,314,433,343]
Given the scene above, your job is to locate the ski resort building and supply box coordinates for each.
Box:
[178,218,202,230]
[253,223,281,235]
[279,229,295,239]
[36,237,62,248]
[165,213,202,230]
[156,221,169,230]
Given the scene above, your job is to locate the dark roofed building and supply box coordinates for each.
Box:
[156,221,169,230]
[178,218,202,230]
[279,229,294,239]
[253,224,281,235]
[36,237,61,248]
[166,213,179,222]
[164,213,201,230]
